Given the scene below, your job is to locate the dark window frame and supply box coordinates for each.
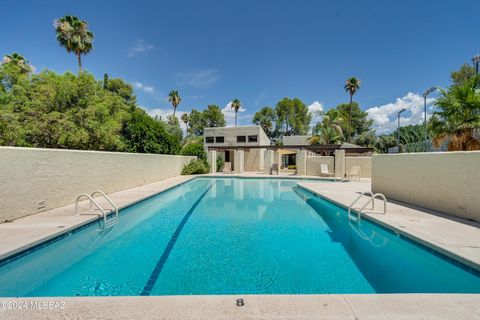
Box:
[205,137,214,143]
[215,136,225,143]
[236,135,247,143]
[248,135,258,143]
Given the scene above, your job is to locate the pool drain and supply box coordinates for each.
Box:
[236,299,244,307]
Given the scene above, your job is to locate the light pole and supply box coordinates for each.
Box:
[422,87,436,141]
[473,54,480,75]
[397,108,407,148]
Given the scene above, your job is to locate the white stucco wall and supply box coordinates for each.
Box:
[372,151,480,222]
[203,126,270,148]
[306,156,335,176]
[346,157,372,178]
[0,147,195,222]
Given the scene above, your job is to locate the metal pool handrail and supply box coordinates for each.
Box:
[74,193,107,226]
[348,192,387,221]
[90,190,118,223]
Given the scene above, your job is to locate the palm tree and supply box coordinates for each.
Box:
[309,113,344,145]
[181,112,190,133]
[168,90,181,117]
[231,99,241,126]
[344,77,361,142]
[2,53,32,74]
[54,15,94,73]
[429,75,480,151]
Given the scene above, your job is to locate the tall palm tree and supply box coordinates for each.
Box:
[54,15,94,73]
[181,112,190,133]
[344,77,361,142]
[231,99,241,126]
[2,52,32,74]
[168,90,181,117]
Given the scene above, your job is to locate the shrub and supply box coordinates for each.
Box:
[181,159,209,175]
[180,140,206,160]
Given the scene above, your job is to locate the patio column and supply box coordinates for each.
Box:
[234,149,244,174]
[258,148,265,171]
[335,149,345,179]
[207,150,217,174]
[274,151,281,168]
[264,150,274,174]
[297,150,307,176]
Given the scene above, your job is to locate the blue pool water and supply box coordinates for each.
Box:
[0,177,479,296]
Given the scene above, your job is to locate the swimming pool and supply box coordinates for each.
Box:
[0,177,479,296]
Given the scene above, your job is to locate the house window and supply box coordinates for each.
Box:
[237,136,246,143]
[248,135,258,143]
[215,136,225,143]
[205,137,214,143]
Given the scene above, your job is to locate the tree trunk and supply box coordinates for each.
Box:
[235,111,238,126]
[348,94,353,143]
[173,106,176,118]
[77,52,82,73]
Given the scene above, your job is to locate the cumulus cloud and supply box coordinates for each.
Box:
[133,82,155,93]
[222,101,249,126]
[175,69,219,88]
[366,92,435,134]
[127,39,154,57]
[307,101,324,126]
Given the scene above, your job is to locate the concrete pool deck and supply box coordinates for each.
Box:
[0,294,479,319]
[0,174,479,319]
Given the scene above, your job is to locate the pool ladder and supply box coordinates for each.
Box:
[74,190,119,230]
[348,191,387,222]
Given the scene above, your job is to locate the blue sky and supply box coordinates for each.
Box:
[1,0,478,133]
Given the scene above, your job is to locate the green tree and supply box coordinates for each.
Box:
[188,109,206,136]
[1,53,32,90]
[450,63,476,87]
[344,77,361,142]
[168,90,181,117]
[104,78,137,108]
[203,104,226,127]
[309,113,343,145]
[429,75,480,151]
[325,102,372,140]
[2,53,32,74]
[181,112,190,132]
[275,97,311,135]
[165,114,183,142]
[180,139,206,160]
[54,15,94,72]
[231,99,241,126]
[252,106,277,139]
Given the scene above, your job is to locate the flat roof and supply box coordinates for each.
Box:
[207,144,373,153]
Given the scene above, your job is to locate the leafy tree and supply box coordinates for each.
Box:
[309,113,343,145]
[344,77,361,142]
[188,109,206,136]
[180,139,206,160]
[252,106,277,139]
[1,53,32,89]
[326,102,372,140]
[231,99,241,126]
[165,114,183,143]
[275,97,311,135]
[181,159,209,175]
[450,63,476,87]
[181,112,190,132]
[374,134,397,153]
[429,75,480,151]
[104,78,137,108]
[203,104,226,127]
[54,15,94,72]
[168,90,181,117]
[2,53,32,74]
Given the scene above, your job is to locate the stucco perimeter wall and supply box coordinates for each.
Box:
[306,156,334,176]
[372,151,480,222]
[346,157,372,178]
[0,147,195,222]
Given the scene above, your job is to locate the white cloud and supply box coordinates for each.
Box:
[175,69,219,88]
[366,92,435,134]
[127,40,154,57]
[307,101,324,126]
[133,82,155,93]
[222,101,249,126]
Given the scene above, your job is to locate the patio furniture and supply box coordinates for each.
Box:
[347,165,361,181]
[320,164,334,177]
[223,162,233,174]
[270,163,279,175]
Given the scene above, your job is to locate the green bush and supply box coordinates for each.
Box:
[216,155,224,172]
[180,140,206,160]
[181,159,209,175]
